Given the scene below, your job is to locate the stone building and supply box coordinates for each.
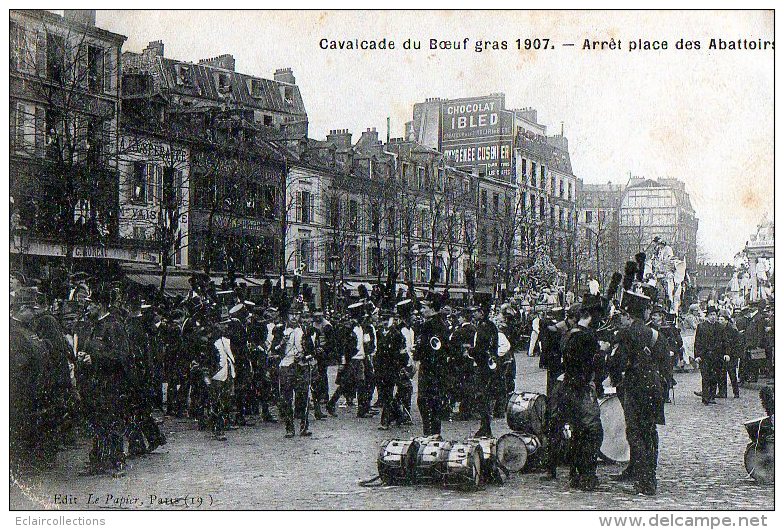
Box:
[120,40,307,281]
[10,9,127,278]
[407,95,579,292]
[576,181,623,283]
[287,128,478,306]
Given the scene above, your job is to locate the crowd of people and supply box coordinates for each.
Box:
[8,254,774,498]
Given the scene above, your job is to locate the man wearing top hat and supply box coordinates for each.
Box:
[717,308,741,399]
[414,300,450,436]
[613,289,666,496]
[694,306,723,405]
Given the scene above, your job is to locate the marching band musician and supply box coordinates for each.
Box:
[375,308,407,430]
[301,310,326,420]
[396,299,416,425]
[449,307,477,420]
[278,310,314,437]
[470,303,499,438]
[414,300,450,436]
[207,318,236,442]
[613,290,667,496]
[558,297,605,491]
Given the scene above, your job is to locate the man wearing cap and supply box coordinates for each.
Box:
[414,301,450,436]
[470,304,499,437]
[554,298,605,490]
[278,311,314,437]
[205,319,236,441]
[375,308,407,429]
[694,306,723,405]
[613,290,666,496]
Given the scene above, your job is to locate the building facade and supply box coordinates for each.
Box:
[121,40,306,279]
[10,9,127,275]
[407,95,579,292]
[618,177,699,269]
[577,181,623,283]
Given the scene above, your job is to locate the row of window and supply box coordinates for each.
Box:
[11,101,110,164]
[10,21,116,93]
[296,237,464,283]
[520,158,574,201]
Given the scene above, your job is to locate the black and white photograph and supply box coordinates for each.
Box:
[5,5,775,518]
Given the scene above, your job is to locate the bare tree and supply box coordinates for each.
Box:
[10,20,122,283]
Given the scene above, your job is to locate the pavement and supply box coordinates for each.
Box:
[10,350,774,510]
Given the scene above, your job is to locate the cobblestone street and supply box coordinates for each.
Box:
[10,348,774,511]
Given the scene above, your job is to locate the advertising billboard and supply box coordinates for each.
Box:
[440,95,514,180]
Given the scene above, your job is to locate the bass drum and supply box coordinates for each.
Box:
[599,394,630,463]
[744,442,774,485]
[506,392,547,436]
[496,432,541,473]
[377,439,420,485]
[444,441,483,490]
[415,437,453,482]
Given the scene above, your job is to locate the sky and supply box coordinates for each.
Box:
[97,10,774,263]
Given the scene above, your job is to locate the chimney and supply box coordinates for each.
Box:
[199,54,235,72]
[326,129,352,150]
[357,127,380,150]
[144,40,164,60]
[64,10,96,27]
[274,67,296,85]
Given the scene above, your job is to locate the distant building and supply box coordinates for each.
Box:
[407,95,579,290]
[618,177,699,269]
[577,181,623,282]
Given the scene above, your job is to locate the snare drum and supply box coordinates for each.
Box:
[496,432,541,473]
[598,394,630,463]
[377,439,420,484]
[444,441,483,489]
[467,436,498,482]
[415,438,453,481]
[506,392,547,435]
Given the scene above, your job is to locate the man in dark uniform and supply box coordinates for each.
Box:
[649,305,677,404]
[414,301,450,436]
[614,290,666,496]
[557,298,604,491]
[694,306,723,405]
[80,295,133,476]
[449,308,477,420]
[470,304,499,437]
[311,311,334,412]
[375,308,407,429]
[717,309,741,399]
[227,303,254,426]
